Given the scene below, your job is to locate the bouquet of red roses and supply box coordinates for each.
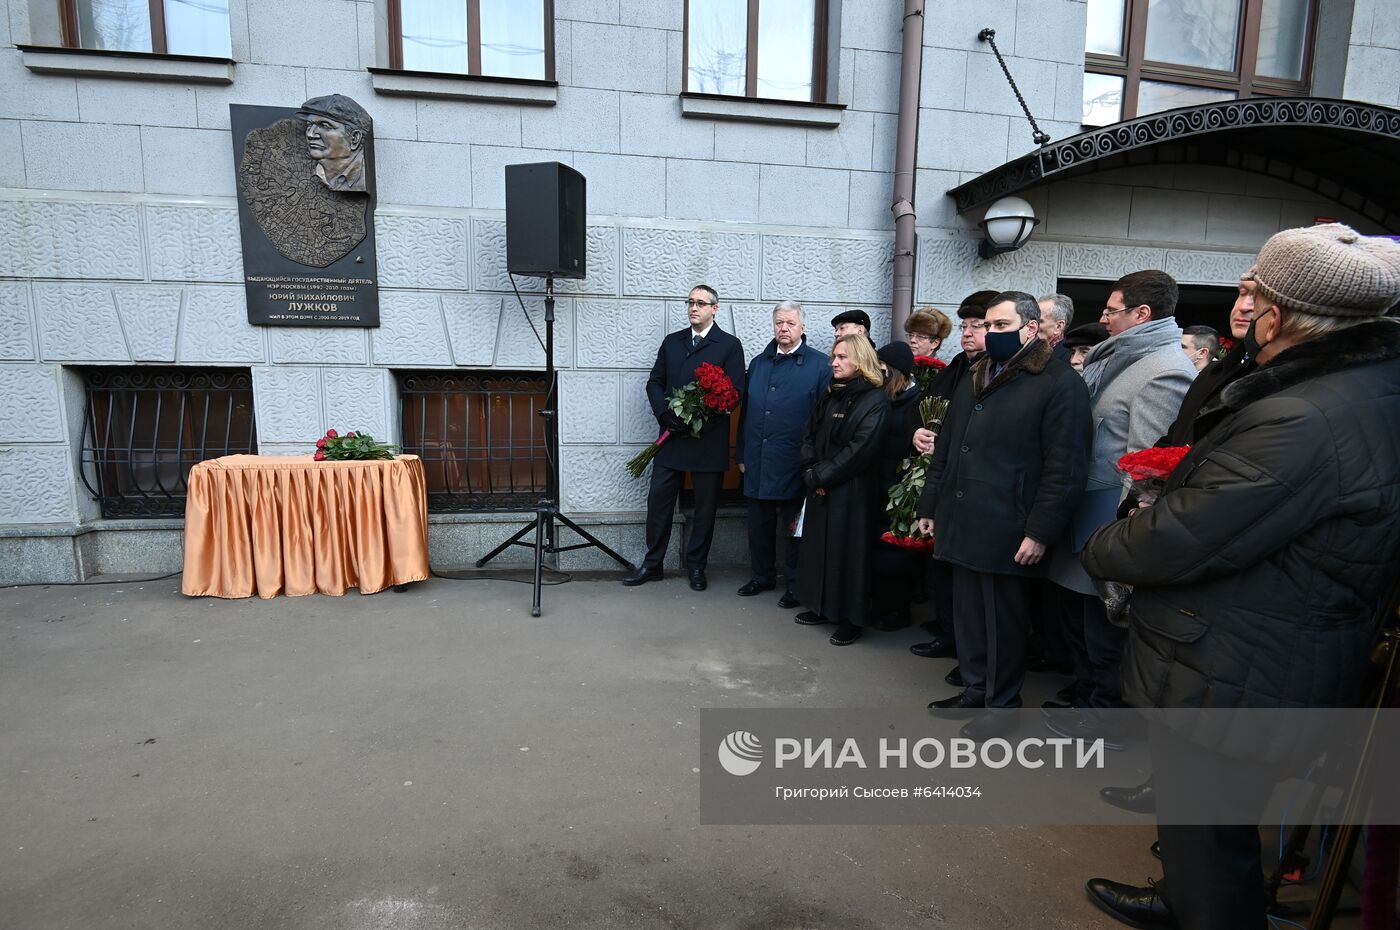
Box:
[314,428,397,461]
[910,355,947,393]
[625,363,740,478]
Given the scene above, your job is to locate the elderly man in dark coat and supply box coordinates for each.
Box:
[622,284,745,592]
[1081,225,1400,930]
[734,300,830,605]
[916,291,1091,736]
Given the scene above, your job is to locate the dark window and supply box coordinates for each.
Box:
[1082,0,1314,126]
[79,367,257,518]
[388,0,555,80]
[59,0,232,56]
[1055,279,1238,330]
[397,371,549,512]
[684,0,830,102]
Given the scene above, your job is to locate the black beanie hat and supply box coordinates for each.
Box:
[877,341,915,377]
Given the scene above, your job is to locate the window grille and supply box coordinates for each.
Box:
[79,367,257,518]
[397,371,549,512]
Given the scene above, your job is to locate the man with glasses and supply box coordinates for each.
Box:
[623,284,746,592]
[1044,270,1197,747]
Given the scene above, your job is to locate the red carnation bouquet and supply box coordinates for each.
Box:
[1096,445,1192,627]
[1215,336,1237,360]
[625,363,740,478]
[1116,445,1192,506]
[911,355,947,393]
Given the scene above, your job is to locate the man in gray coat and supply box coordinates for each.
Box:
[1045,270,1197,745]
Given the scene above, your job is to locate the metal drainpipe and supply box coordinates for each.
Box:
[890,0,926,341]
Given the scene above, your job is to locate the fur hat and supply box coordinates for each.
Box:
[1253,224,1400,318]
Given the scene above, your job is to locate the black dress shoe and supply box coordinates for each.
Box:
[689,568,707,591]
[777,591,800,609]
[829,621,864,646]
[794,611,833,625]
[1085,878,1176,929]
[1041,699,1076,711]
[1101,779,1157,815]
[928,693,982,717]
[945,666,965,688]
[621,566,663,586]
[1056,682,1078,703]
[737,580,775,597]
[1150,840,1161,860]
[909,637,956,659]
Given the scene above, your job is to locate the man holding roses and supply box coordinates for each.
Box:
[622,284,746,592]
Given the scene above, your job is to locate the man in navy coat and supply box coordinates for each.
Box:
[734,300,831,604]
[623,284,746,591]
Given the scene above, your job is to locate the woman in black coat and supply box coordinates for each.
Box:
[795,334,891,645]
[870,342,925,629]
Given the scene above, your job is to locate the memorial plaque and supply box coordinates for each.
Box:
[230,97,380,327]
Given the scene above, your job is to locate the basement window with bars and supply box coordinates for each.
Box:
[397,370,548,512]
[79,367,258,518]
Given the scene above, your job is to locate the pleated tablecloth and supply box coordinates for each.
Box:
[182,454,430,599]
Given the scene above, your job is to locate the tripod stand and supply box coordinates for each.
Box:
[475,274,634,616]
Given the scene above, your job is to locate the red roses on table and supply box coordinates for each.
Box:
[625,363,740,478]
[313,428,397,462]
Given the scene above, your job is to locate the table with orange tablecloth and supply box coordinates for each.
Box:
[182,454,430,599]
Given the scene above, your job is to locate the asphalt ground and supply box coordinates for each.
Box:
[2,570,1185,929]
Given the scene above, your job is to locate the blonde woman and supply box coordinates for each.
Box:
[793,334,891,645]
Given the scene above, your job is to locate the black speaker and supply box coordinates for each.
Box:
[505,162,586,279]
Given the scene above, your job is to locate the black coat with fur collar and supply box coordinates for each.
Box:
[1085,320,1400,722]
[917,338,1092,575]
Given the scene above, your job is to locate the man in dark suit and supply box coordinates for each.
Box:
[622,284,746,591]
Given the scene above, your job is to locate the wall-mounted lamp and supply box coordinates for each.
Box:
[979,196,1039,259]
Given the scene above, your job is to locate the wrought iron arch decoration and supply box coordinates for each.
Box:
[949,97,1400,232]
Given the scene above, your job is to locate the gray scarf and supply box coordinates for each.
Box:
[1081,318,1185,400]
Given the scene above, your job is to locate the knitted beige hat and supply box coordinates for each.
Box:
[1253,224,1400,318]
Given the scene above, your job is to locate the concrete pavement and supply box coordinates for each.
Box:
[1,571,1159,929]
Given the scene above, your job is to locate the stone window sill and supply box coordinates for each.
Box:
[680,92,845,128]
[18,45,234,83]
[368,68,558,105]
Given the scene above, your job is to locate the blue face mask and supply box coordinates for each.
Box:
[984,326,1025,362]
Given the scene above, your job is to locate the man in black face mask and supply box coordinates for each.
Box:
[915,291,1092,738]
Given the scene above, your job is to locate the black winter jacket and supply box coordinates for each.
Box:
[917,338,1092,576]
[1084,321,1400,719]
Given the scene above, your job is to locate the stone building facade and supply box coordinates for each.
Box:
[1,0,1396,582]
